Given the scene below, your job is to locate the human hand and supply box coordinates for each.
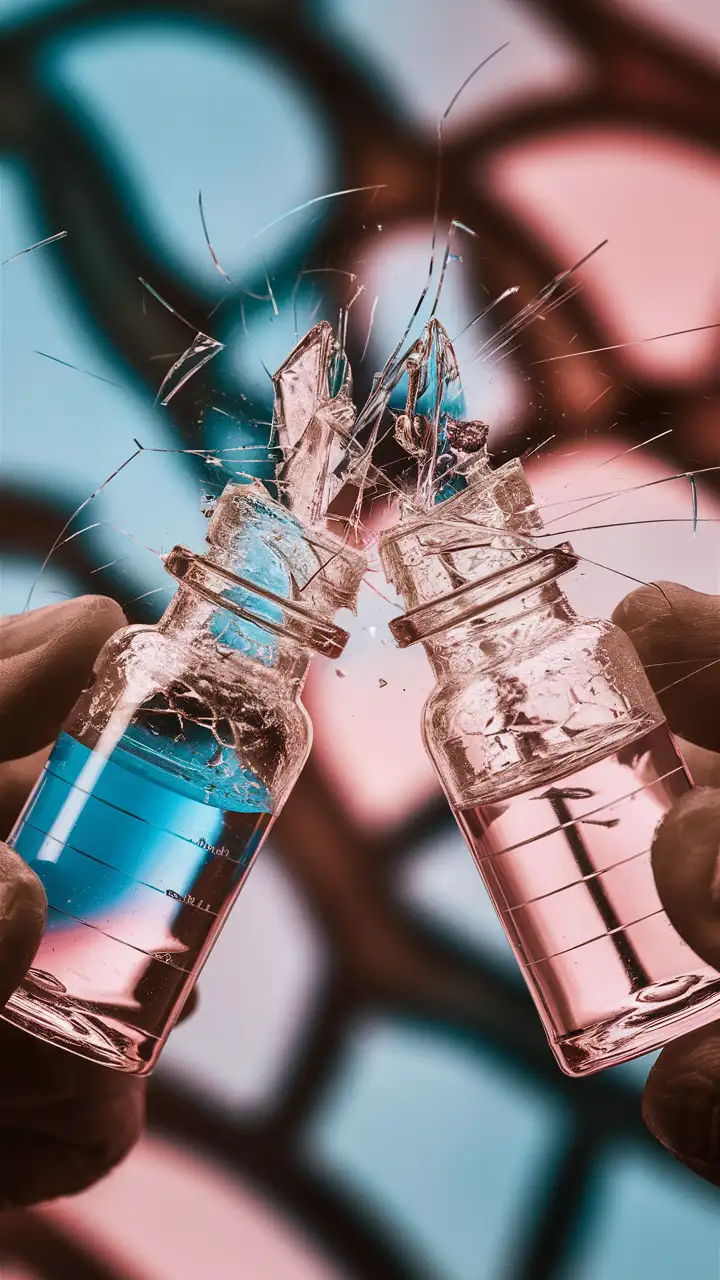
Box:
[0,596,144,1206]
[613,582,720,1186]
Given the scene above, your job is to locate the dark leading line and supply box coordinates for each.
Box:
[1,1,719,1277]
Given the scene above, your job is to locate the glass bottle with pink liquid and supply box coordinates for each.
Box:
[380,452,720,1075]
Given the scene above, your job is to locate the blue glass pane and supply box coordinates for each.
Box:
[607,1049,659,1089]
[1,162,208,599]
[576,1142,720,1280]
[51,22,331,289]
[307,1020,567,1278]
[2,0,56,18]
[0,557,77,615]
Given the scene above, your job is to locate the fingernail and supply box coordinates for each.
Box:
[0,851,46,1001]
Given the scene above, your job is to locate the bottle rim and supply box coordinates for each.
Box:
[164,546,349,659]
[387,542,578,648]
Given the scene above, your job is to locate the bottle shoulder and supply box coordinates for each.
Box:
[420,614,662,807]
[424,615,644,694]
[67,622,312,762]
[62,631,312,816]
[89,623,304,705]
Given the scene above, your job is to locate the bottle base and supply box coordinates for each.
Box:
[0,969,157,1074]
[553,970,720,1076]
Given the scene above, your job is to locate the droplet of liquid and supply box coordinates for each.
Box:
[25,969,67,995]
[636,974,700,1004]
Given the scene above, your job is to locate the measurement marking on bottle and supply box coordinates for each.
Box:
[195,835,239,862]
[477,764,687,861]
[502,845,652,912]
[165,888,217,914]
[522,907,664,967]
[42,900,193,970]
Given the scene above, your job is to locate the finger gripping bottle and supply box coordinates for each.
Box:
[4,480,365,1073]
[379,456,720,1075]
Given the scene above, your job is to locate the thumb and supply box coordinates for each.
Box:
[651,788,720,968]
[0,846,46,1005]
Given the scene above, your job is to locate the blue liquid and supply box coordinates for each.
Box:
[5,732,273,1071]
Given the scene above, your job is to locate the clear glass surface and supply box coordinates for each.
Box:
[457,723,720,1074]
[7,730,273,1072]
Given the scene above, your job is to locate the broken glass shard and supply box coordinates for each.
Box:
[158,332,225,406]
[272,322,355,527]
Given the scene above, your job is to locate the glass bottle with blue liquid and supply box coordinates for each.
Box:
[3,475,365,1074]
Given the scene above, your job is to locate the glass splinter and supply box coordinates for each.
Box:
[158,331,225,406]
[272,321,355,527]
[389,318,489,508]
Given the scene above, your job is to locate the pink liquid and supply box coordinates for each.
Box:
[456,724,720,1075]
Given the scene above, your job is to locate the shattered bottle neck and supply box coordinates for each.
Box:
[158,575,318,688]
[379,458,579,669]
[160,479,365,682]
[382,456,663,788]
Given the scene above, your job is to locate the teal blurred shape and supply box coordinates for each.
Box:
[571,1142,720,1280]
[50,20,332,291]
[306,1019,568,1278]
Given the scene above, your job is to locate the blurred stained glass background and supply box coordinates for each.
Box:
[1,0,719,1276]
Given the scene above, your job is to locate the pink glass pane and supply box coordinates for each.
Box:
[44,1135,339,1280]
[160,851,325,1111]
[616,0,720,63]
[491,131,720,380]
[305,576,440,831]
[327,0,585,127]
[350,225,527,431]
[527,437,720,617]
